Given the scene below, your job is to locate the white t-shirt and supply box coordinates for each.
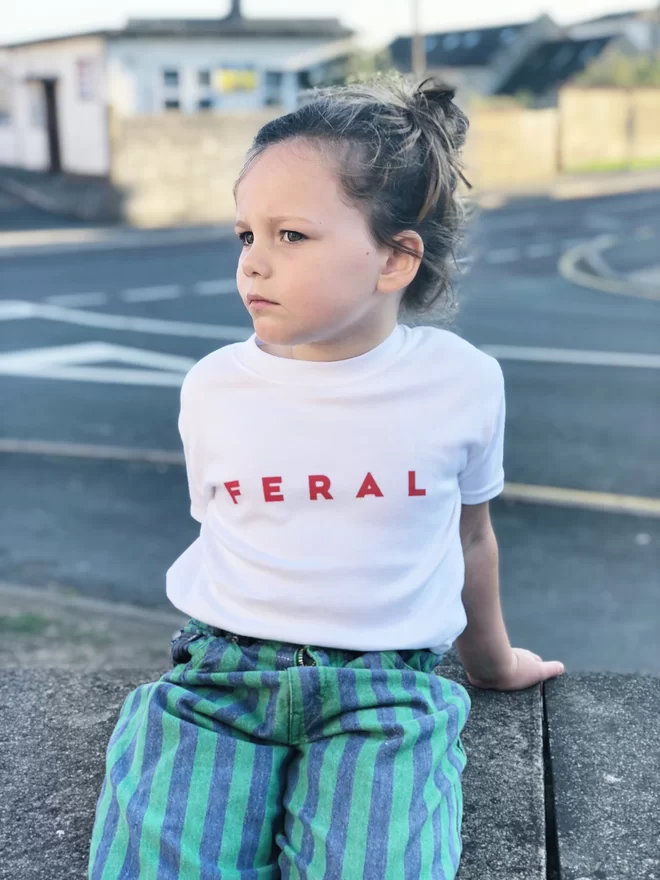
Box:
[165,322,505,654]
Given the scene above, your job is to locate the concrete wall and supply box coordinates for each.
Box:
[465,106,559,189]
[109,87,660,226]
[0,37,110,175]
[110,109,279,226]
[559,87,660,171]
[465,87,660,187]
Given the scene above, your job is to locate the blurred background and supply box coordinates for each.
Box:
[0,1,658,672]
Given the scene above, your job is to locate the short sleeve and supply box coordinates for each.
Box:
[178,374,213,523]
[458,364,506,505]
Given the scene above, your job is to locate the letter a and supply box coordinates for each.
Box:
[356,472,384,498]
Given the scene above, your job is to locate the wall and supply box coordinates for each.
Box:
[109,87,660,226]
[559,87,660,171]
[0,37,110,174]
[465,105,559,189]
[464,87,660,188]
[110,109,279,226]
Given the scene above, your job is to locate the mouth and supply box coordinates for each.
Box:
[247,295,279,306]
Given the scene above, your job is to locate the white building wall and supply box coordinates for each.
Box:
[105,36,339,116]
[0,36,109,174]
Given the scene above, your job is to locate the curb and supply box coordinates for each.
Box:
[0,580,186,626]
[476,169,660,209]
[0,581,187,669]
[0,223,235,258]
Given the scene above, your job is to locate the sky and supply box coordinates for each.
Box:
[2,0,657,47]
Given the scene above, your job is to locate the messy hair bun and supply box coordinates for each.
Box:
[236,71,471,321]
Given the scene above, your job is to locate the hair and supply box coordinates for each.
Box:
[234,71,471,325]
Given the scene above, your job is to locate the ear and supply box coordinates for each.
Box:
[376,231,424,294]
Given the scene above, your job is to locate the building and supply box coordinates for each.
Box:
[0,0,355,175]
[495,35,636,106]
[388,15,564,97]
[568,8,660,51]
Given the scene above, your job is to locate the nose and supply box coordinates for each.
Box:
[240,241,272,279]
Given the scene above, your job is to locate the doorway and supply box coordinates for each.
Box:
[42,79,61,173]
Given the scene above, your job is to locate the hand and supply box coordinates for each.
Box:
[465,648,565,692]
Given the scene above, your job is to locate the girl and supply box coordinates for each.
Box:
[88,73,565,879]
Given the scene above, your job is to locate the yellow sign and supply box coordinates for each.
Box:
[212,68,257,93]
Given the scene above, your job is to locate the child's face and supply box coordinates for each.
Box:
[234,139,398,351]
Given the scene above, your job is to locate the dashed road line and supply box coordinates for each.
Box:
[194,279,237,295]
[121,285,182,302]
[524,242,554,259]
[485,247,519,263]
[44,292,109,307]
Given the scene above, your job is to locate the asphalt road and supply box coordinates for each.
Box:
[1,188,659,674]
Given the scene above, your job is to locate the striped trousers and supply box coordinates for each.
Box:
[88,617,471,879]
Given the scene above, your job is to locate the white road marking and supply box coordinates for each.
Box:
[0,342,195,386]
[194,279,237,296]
[44,292,109,307]
[121,285,181,302]
[559,236,660,301]
[481,344,660,369]
[485,247,519,263]
[524,242,554,258]
[0,300,252,340]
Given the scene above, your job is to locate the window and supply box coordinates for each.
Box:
[198,70,211,87]
[198,98,213,110]
[76,59,96,100]
[500,28,517,44]
[164,98,180,110]
[163,69,179,87]
[464,31,481,48]
[425,35,438,52]
[442,34,461,50]
[264,70,283,105]
[551,47,576,69]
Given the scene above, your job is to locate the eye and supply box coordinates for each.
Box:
[238,229,307,247]
[282,230,306,243]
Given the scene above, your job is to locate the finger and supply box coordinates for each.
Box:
[544,662,565,678]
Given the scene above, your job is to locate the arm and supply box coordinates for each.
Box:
[455,501,514,684]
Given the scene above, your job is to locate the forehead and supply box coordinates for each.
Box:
[235,140,349,219]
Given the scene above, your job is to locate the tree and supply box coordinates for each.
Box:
[573,52,660,87]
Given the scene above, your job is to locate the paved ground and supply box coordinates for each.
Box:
[1,187,659,675]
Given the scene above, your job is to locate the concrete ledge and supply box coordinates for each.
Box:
[546,673,660,880]
[0,664,546,880]
[1,664,657,878]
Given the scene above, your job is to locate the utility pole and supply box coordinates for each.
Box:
[411,0,426,78]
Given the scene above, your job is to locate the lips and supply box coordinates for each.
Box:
[247,295,278,305]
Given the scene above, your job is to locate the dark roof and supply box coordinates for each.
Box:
[122,17,352,39]
[389,22,528,71]
[497,36,613,96]
[2,16,352,49]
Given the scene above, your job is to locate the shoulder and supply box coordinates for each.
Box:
[180,341,244,402]
[405,324,503,392]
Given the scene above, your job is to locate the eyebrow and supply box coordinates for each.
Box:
[234,215,319,229]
